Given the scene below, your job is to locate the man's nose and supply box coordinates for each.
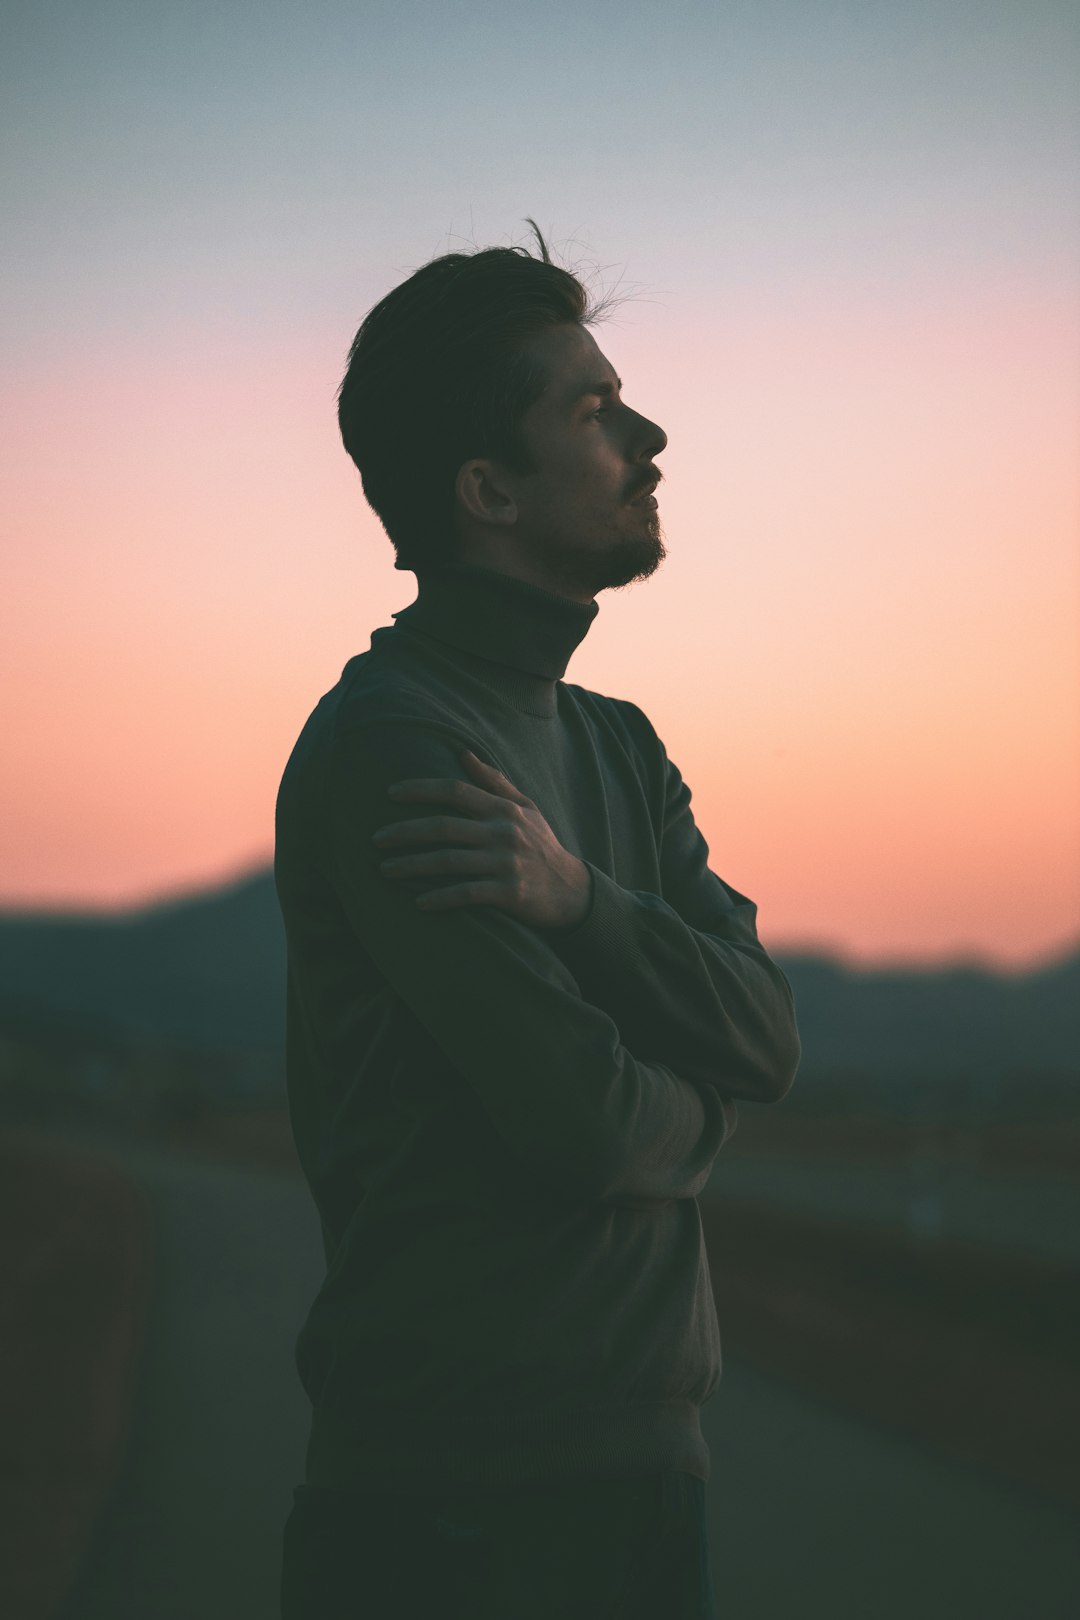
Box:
[633,411,667,459]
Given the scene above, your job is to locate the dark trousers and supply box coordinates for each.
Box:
[280,1470,718,1619]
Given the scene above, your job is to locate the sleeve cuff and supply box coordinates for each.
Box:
[549,861,646,981]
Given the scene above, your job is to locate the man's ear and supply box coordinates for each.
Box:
[455,460,518,528]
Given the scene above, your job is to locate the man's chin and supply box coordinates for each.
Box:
[541,524,666,598]
[603,527,666,591]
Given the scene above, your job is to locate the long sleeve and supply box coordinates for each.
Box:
[550,709,801,1105]
[322,718,735,1205]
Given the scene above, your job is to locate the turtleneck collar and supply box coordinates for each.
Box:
[387,562,600,718]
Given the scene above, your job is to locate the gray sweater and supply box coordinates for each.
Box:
[274,561,801,1495]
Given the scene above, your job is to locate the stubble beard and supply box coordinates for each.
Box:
[597,511,667,594]
[534,509,668,600]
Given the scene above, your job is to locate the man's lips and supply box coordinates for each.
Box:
[629,477,659,504]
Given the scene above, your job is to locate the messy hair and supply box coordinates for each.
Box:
[337,219,621,572]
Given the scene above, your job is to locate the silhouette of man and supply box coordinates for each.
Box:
[275,219,800,1618]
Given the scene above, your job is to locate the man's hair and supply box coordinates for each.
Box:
[337,219,618,573]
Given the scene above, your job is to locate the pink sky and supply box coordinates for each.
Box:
[5,1,1077,969]
[4,268,1078,971]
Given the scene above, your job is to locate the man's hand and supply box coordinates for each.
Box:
[371,749,592,931]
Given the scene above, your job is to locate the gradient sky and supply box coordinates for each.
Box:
[3,0,1078,969]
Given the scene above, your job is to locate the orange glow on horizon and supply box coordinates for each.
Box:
[4,278,1078,972]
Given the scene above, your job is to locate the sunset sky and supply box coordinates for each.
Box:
[3,0,1078,970]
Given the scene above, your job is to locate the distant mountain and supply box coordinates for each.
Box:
[0,869,284,1052]
[0,867,1076,1115]
[772,945,1078,1116]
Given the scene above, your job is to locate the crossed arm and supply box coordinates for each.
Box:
[329,717,800,1204]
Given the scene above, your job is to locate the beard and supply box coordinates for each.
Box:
[541,510,668,600]
[603,511,667,592]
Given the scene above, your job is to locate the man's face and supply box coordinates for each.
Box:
[458,322,668,602]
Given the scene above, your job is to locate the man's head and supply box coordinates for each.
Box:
[337,221,667,602]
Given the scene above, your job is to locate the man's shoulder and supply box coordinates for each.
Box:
[336,649,447,731]
[289,649,481,802]
[296,647,458,743]
[562,682,661,753]
[277,652,476,844]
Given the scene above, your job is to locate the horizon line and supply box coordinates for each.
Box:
[0,860,1076,980]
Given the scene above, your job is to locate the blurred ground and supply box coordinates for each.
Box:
[0,1131,154,1620]
[0,1112,1069,1619]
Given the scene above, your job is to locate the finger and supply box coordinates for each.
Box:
[386,776,499,812]
[373,814,492,848]
[381,848,503,879]
[460,750,530,803]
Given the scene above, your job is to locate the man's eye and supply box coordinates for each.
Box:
[591,406,607,419]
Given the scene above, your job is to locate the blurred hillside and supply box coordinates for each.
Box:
[0,867,1076,1130]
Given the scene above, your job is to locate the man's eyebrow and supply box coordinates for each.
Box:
[571,377,623,404]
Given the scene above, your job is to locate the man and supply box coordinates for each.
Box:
[275,221,801,1619]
